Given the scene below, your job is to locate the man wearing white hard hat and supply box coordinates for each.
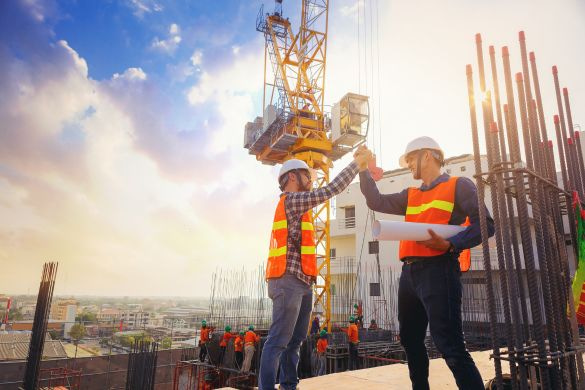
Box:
[359,137,494,390]
[258,146,371,390]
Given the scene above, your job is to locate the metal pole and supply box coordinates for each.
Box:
[467,62,504,390]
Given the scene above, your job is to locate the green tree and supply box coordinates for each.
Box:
[161,337,172,349]
[75,311,97,324]
[69,323,87,341]
[7,308,23,321]
[69,323,87,360]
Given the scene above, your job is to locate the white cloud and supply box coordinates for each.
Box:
[112,67,147,81]
[151,23,182,55]
[190,50,203,66]
[127,0,163,18]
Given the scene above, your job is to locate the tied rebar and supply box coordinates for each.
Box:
[22,262,58,390]
[467,31,585,390]
[126,339,159,390]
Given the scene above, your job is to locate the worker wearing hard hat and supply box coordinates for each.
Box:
[346,316,360,371]
[359,137,494,390]
[258,147,372,390]
[315,329,328,376]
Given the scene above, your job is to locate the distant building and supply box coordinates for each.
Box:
[50,299,78,321]
[97,308,121,323]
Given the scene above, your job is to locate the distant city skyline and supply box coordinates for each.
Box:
[1,0,584,296]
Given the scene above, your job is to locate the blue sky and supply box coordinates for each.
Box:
[1,0,584,296]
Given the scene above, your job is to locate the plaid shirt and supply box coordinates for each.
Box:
[282,161,360,285]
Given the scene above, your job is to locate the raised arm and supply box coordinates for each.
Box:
[359,170,409,215]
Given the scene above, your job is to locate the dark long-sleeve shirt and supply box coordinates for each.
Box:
[283,161,360,285]
[359,171,494,251]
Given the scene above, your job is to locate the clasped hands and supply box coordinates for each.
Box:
[353,145,374,172]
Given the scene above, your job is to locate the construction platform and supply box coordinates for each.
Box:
[218,350,508,389]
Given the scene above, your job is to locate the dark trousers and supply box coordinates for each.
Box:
[348,342,360,371]
[235,351,244,369]
[199,343,207,362]
[219,346,226,366]
[398,255,483,390]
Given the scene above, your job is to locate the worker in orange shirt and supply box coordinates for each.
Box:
[347,316,360,370]
[316,329,328,376]
[234,330,245,369]
[199,320,213,362]
[242,325,260,373]
[218,325,236,366]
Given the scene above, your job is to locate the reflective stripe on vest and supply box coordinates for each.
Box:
[266,195,317,279]
[399,176,471,269]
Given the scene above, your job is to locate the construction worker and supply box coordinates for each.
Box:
[369,319,378,330]
[242,325,260,373]
[218,325,235,366]
[234,330,245,369]
[346,316,360,370]
[353,302,363,328]
[359,138,494,390]
[258,148,372,390]
[198,320,212,362]
[316,329,328,376]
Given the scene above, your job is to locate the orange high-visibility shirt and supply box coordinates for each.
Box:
[234,336,244,352]
[347,324,359,343]
[219,332,233,347]
[200,327,211,343]
[245,330,260,345]
[317,338,328,354]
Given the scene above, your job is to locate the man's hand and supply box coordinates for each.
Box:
[416,229,451,251]
[353,145,373,172]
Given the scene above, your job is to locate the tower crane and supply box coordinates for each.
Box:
[244,0,369,331]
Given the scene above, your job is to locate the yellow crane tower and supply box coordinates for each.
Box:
[244,0,369,331]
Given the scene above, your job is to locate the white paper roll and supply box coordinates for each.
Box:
[372,220,466,241]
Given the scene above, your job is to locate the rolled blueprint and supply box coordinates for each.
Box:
[372,220,466,241]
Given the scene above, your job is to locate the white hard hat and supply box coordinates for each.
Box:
[278,159,311,181]
[398,136,444,168]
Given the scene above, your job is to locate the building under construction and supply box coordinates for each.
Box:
[2,0,585,389]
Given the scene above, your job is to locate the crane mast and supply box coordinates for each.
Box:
[244,0,369,331]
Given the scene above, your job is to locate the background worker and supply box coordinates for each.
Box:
[218,325,235,366]
[353,302,363,328]
[369,319,378,330]
[198,320,212,362]
[258,148,372,390]
[234,330,245,369]
[242,325,260,373]
[346,316,360,370]
[359,137,494,390]
[316,329,328,376]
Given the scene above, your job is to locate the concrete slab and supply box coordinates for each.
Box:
[215,350,507,389]
[298,350,508,389]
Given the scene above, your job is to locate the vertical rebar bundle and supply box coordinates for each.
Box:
[208,265,272,331]
[22,261,58,390]
[126,339,159,390]
[467,31,585,390]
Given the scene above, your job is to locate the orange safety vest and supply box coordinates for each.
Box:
[234,336,244,352]
[399,177,471,271]
[219,332,232,347]
[347,324,359,343]
[317,338,328,354]
[245,331,259,345]
[266,195,317,279]
[200,327,210,344]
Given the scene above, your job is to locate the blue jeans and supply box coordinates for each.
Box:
[259,274,313,390]
[399,255,483,390]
